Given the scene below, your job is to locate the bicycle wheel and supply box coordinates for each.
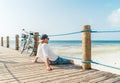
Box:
[20,39,27,54]
[27,37,34,56]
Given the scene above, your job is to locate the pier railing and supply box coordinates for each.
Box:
[0,32,40,55]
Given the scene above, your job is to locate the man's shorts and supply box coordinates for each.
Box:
[50,56,71,65]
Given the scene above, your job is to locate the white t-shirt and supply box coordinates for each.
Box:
[36,43,58,61]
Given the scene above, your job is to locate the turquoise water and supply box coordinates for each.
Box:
[49,40,120,48]
[1,40,120,49]
[50,40,120,45]
[49,40,81,47]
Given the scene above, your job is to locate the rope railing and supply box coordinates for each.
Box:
[48,31,82,37]
[48,30,120,37]
[91,30,120,33]
[33,30,85,37]
[32,29,120,37]
[61,55,120,71]
[48,29,92,37]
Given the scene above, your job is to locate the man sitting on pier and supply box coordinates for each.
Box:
[33,34,74,71]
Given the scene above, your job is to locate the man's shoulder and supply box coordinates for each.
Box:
[41,43,49,47]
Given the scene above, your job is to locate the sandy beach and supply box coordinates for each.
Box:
[52,45,120,75]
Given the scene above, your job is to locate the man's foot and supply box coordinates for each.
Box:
[46,67,53,71]
[70,60,74,65]
[32,57,38,63]
[32,60,38,63]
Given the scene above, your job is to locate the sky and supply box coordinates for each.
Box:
[0,0,120,40]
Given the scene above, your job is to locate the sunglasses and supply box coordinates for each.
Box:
[46,38,49,40]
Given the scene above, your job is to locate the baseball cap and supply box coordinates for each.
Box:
[40,34,49,40]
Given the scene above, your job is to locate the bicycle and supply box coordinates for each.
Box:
[20,29,35,56]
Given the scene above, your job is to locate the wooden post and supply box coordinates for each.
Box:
[34,32,39,55]
[82,25,91,70]
[6,36,9,48]
[1,37,3,46]
[15,35,19,50]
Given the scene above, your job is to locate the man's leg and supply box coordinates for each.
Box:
[57,57,74,65]
[33,57,38,63]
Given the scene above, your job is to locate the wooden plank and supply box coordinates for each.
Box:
[66,70,108,83]
[42,70,96,83]
[35,70,95,83]
[21,69,83,82]
[115,80,120,83]
[56,70,103,83]
[89,73,116,83]
[99,76,120,83]
[2,65,82,82]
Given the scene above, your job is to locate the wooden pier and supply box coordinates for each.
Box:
[0,46,120,83]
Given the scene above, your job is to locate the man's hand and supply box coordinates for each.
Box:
[46,66,53,71]
[45,58,53,71]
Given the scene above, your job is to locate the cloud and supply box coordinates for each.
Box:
[108,8,120,27]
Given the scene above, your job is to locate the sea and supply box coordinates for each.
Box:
[1,40,120,49]
[50,40,120,47]
[3,39,120,59]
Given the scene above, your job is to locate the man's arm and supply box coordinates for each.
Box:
[45,58,52,71]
